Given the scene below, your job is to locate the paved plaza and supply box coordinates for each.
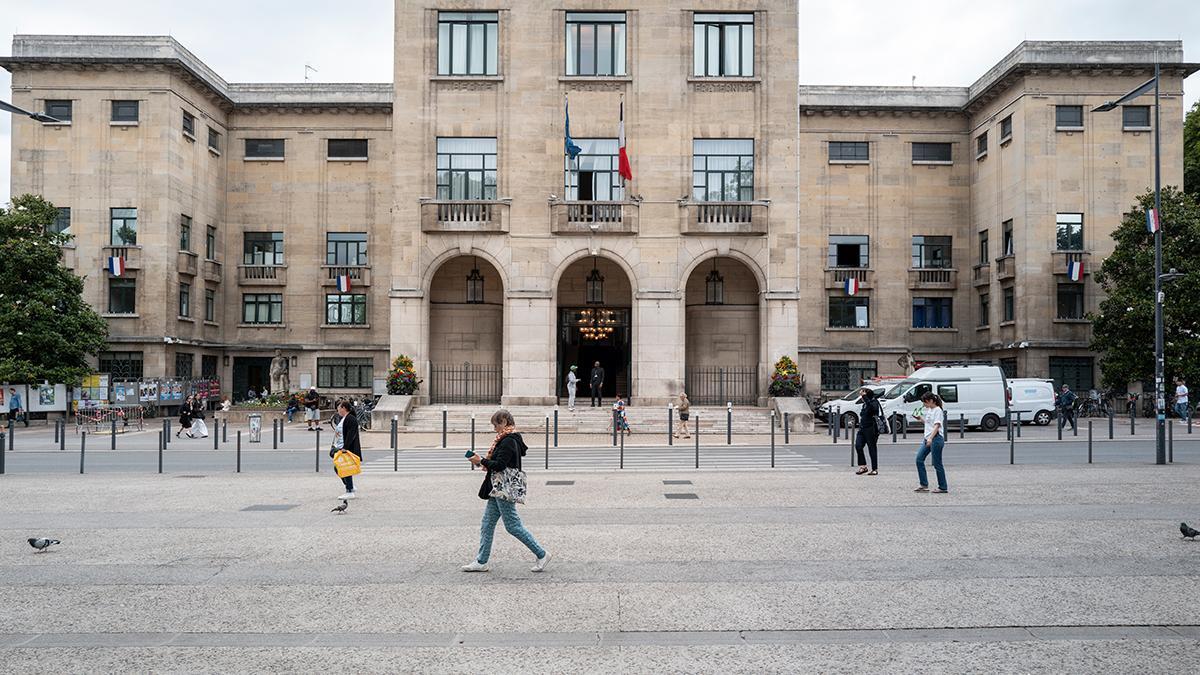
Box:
[2,460,1199,672]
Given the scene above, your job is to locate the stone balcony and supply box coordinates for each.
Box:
[679,200,769,235]
[420,199,510,233]
[102,245,142,270]
[995,255,1016,280]
[238,264,287,286]
[177,251,198,276]
[550,201,639,235]
[972,263,990,287]
[202,259,223,283]
[907,267,958,290]
[1051,250,1090,276]
[823,267,874,290]
[320,265,372,288]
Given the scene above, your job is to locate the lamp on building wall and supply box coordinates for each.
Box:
[585,257,605,305]
[705,259,725,305]
[466,258,485,304]
[223,355,230,366]
[290,356,298,367]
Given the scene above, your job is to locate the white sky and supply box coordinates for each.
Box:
[1,0,1198,204]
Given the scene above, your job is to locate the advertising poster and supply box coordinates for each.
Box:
[29,384,68,412]
[140,380,159,403]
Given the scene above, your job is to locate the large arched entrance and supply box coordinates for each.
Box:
[556,256,633,405]
[684,256,761,405]
[428,255,503,403]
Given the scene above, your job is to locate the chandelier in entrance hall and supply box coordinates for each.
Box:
[576,308,616,341]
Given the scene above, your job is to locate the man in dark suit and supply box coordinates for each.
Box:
[589,361,605,407]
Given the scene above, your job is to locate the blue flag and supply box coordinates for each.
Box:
[565,96,582,160]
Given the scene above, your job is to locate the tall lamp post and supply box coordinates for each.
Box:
[1092,61,1168,464]
[0,99,62,123]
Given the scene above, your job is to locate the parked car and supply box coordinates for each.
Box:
[1007,378,1056,426]
[815,385,888,427]
[878,365,1009,432]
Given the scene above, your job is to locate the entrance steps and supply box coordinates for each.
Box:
[401,404,775,434]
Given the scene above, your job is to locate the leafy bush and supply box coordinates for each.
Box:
[387,355,422,395]
[768,355,804,397]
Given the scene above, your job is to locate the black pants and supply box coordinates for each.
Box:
[8,412,28,427]
[855,426,879,471]
[341,475,354,492]
[1060,408,1077,431]
[591,384,603,407]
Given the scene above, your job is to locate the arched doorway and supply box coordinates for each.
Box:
[428,255,503,403]
[556,256,633,404]
[684,256,761,405]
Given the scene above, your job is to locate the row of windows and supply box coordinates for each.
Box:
[107,279,370,327]
[99,350,369,389]
[976,105,1151,157]
[830,141,951,163]
[976,214,1082,265]
[42,100,225,151]
[244,138,369,160]
[826,235,952,269]
[828,282,1085,331]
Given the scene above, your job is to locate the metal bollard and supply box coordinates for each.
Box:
[213,421,219,450]
[545,415,550,470]
[892,414,898,444]
[1006,412,1012,441]
[53,418,59,444]
[0,432,5,475]
[111,415,117,450]
[315,428,321,473]
[619,424,624,469]
[80,431,86,474]
[60,421,66,451]
[1009,420,1014,465]
[959,413,965,439]
[1189,410,1193,435]
[1109,410,1114,440]
[544,416,549,469]
[784,412,790,445]
[849,422,855,467]
[471,414,476,456]
[158,430,164,474]
[1073,415,1078,437]
[391,416,398,451]
[1169,419,1174,463]
[901,415,907,440]
[166,419,171,444]
[273,419,278,449]
[279,417,284,442]
[695,414,700,469]
[832,412,839,444]
[770,410,776,468]
[553,408,559,448]
[612,409,618,447]
[726,402,732,446]
[237,430,242,473]
[441,407,448,449]
[1016,412,1022,438]
[1088,421,1093,464]
[1057,414,1063,441]
[668,404,673,446]
[223,420,228,443]
[1130,408,1135,435]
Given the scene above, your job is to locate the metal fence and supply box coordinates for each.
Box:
[685,366,758,406]
[429,363,502,404]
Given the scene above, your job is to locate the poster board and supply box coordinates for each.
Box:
[28,384,68,412]
[1,384,29,413]
[139,380,159,403]
[76,374,110,410]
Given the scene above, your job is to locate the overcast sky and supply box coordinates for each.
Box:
[2,0,1198,204]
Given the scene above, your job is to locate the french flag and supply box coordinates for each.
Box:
[1146,208,1161,234]
[106,256,125,276]
[618,98,632,182]
[336,275,352,293]
[844,277,859,296]
[1067,260,1083,282]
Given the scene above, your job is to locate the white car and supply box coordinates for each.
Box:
[816,385,888,428]
[1007,378,1056,425]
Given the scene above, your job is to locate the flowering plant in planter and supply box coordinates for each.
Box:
[767,355,804,397]
[386,355,422,395]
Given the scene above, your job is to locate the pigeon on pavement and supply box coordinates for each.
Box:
[331,500,348,515]
[28,538,61,552]
[1181,522,1199,539]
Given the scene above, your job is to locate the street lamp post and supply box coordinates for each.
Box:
[0,99,62,123]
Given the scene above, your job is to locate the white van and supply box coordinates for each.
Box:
[878,365,1009,432]
[1007,378,1056,426]
[815,385,888,427]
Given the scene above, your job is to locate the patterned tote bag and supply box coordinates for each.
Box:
[489,467,527,504]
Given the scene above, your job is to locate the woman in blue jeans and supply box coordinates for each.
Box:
[914,392,948,493]
[463,410,551,573]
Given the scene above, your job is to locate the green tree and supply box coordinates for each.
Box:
[1186,100,1200,202]
[0,194,109,383]
[1090,186,1200,389]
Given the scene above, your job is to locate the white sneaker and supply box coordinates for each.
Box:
[337,492,355,500]
[461,560,490,572]
[531,551,551,573]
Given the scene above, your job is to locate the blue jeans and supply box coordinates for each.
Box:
[476,498,545,564]
[1175,403,1190,420]
[915,434,947,491]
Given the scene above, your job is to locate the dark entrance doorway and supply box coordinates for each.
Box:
[557,307,630,404]
[232,357,272,401]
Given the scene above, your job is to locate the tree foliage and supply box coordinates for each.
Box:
[1186,100,1199,202]
[1090,186,1200,389]
[0,194,109,383]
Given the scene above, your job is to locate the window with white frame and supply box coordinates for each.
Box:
[437,138,497,200]
[692,139,753,202]
[566,12,625,76]
[438,11,499,76]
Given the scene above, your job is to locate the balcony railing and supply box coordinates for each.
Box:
[420,199,510,233]
[823,267,874,290]
[994,255,1016,280]
[907,267,958,290]
[551,200,639,235]
[1051,250,1089,276]
[972,263,990,287]
[238,264,288,286]
[321,265,372,287]
[177,251,198,276]
[102,245,142,270]
[680,200,769,235]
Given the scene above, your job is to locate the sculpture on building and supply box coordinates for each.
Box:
[897,350,917,376]
[270,350,290,395]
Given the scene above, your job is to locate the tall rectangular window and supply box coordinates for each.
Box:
[911,235,952,268]
[178,282,191,318]
[325,294,368,325]
[820,360,878,391]
[207,127,221,152]
[110,208,137,245]
[326,233,368,266]
[205,225,217,260]
[1000,358,1017,379]
[1049,356,1094,392]
[175,352,193,378]
[180,214,192,251]
[1002,219,1014,256]
[245,138,285,159]
[912,142,951,162]
[565,138,623,201]
[1000,115,1013,141]
[182,110,195,137]
[204,288,216,322]
[912,297,953,328]
[242,293,283,324]
[98,351,143,379]
[243,232,284,265]
[438,11,499,76]
[49,207,71,235]
[108,278,136,314]
[975,131,988,157]
[978,230,989,264]
[437,138,497,200]
[1123,105,1151,130]
[328,139,368,160]
[693,13,754,77]
[828,235,869,268]
[1056,105,1084,129]
[829,297,870,328]
[1056,283,1085,319]
[1056,213,1083,251]
[1003,287,1015,322]
[978,293,990,327]
[45,100,72,123]
[317,357,374,389]
[111,100,139,122]
[829,141,869,162]
[692,139,754,202]
[566,12,625,76]
[201,354,218,379]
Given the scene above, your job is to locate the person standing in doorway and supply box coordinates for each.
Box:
[566,365,579,412]
[854,387,882,476]
[589,361,605,407]
[7,388,28,428]
[329,400,362,499]
[1175,378,1190,420]
[304,387,321,431]
[1056,384,1078,433]
[914,392,948,493]
[675,392,691,439]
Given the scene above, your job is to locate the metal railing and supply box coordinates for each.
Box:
[685,366,758,406]
[429,362,502,404]
[438,201,494,224]
[696,202,754,224]
[567,202,624,224]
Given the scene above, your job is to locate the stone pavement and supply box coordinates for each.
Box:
[2,464,1199,672]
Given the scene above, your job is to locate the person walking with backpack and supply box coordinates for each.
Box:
[463,410,550,573]
[1056,384,1078,433]
[854,387,883,475]
[914,392,948,493]
[329,400,362,499]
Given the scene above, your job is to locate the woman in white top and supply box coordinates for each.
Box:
[914,392,948,493]
[566,366,579,412]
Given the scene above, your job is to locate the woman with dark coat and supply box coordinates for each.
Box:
[463,409,550,573]
[854,387,883,475]
[328,400,362,499]
[176,395,194,438]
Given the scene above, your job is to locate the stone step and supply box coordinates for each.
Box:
[400,405,776,433]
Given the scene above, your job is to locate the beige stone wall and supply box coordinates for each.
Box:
[428,256,503,366]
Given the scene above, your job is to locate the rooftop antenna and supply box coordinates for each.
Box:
[304,64,318,82]
[911,75,916,88]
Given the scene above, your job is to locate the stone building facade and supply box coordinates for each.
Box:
[2,3,1194,404]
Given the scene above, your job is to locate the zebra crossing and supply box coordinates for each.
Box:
[360,444,831,473]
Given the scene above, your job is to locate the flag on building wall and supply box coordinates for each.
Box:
[336,275,352,293]
[844,277,859,295]
[1146,207,1161,234]
[564,94,582,161]
[618,98,632,182]
[106,256,125,276]
[1067,260,1083,282]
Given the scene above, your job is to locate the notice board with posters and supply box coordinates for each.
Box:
[28,384,68,412]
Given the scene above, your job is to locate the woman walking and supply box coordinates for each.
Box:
[188,396,209,438]
[614,396,631,435]
[674,392,691,439]
[176,395,194,438]
[463,410,550,573]
[914,392,948,493]
[329,400,361,499]
[854,388,882,475]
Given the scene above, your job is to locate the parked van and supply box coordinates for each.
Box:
[878,365,1009,432]
[815,385,888,427]
[1007,378,1056,426]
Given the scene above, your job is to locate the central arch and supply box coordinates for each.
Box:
[555,255,634,405]
[427,255,504,403]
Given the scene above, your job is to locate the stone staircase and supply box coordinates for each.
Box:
[400,404,775,434]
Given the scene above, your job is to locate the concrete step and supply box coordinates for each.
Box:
[401,405,775,433]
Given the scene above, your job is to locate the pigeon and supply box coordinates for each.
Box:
[1181,522,1199,539]
[28,538,60,552]
[331,500,348,515]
